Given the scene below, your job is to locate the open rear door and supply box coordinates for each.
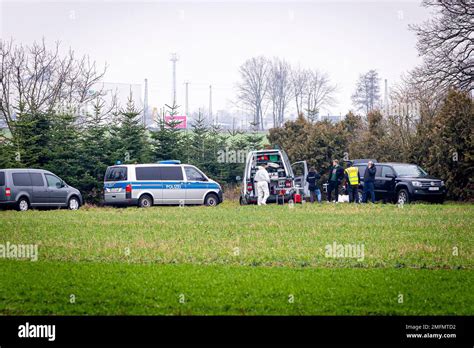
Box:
[291,161,309,197]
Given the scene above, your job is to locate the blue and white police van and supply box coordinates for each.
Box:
[103,161,223,207]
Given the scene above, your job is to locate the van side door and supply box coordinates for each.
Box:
[161,166,186,204]
[30,172,49,204]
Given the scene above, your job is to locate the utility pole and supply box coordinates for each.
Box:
[170,53,179,106]
[209,84,213,123]
[384,79,389,116]
[184,81,189,116]
[143,78,149,126]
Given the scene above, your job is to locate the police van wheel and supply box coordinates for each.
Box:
[205,193,219,207]
[138,195,153,208]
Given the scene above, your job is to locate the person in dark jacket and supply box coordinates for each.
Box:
[327,159,345,202]
[306,167,321,203]
[362,161,376,203]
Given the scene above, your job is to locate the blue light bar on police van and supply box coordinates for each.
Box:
[159,160,181,164]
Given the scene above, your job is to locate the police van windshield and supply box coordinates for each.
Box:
[105,167,128,181]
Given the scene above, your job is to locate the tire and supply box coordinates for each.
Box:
[204,193,219,207]
[397,189,410,204]
[138,194,153,208]
[357,189,363,203]
[17,197,30,212]
[239,196,248,205]
[68,196,80,210]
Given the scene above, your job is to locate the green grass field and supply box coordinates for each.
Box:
[0,202,472,315]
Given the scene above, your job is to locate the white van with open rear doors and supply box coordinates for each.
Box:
[239,149,309,205]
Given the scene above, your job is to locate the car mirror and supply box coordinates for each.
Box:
[56,182,62,189]
[385,173,395,178]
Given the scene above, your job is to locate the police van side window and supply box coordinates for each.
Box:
[185,167,206,181]
[136,167,160,181]
[105,167,127,182]
[0,172,4,186]
[12,173,32,186]
[160,167,183,181]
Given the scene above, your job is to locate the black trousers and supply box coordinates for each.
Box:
[327,181,339,202]
[348,185,359,203]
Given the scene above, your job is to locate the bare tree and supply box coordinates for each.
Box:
[291,65,309,116]
[410,0,473,92]
[351,69,381,115]
[236,56,270,130]
[267,58,294,128]
[0,39,106,133]
[304,69,337,121]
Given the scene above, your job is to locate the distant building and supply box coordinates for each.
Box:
[320,114,343,123]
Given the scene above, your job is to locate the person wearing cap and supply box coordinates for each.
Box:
[344,162,361,203]
[254,164,271,205]
[362,161,376,203]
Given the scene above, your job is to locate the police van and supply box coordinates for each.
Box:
[103,161,223,207]
[239,149,309,205]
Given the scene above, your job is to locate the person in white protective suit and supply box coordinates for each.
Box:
[254,165,270,205]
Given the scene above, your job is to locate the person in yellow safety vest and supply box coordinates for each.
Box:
[344,163,361,203]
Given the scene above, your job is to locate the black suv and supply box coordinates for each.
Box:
[353,162,446,204]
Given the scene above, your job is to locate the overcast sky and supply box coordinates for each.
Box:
[1,0,432,117]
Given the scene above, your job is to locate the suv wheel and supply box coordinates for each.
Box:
[17,197,30,212]
[138,195,153,208]
[357,189,363,203]
[205,193,219,206]
[397,189,410,204]
[68,197,80,210]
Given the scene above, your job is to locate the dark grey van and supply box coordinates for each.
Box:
[0,169,83,211]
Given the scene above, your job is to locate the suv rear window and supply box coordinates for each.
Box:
[105,167,128,182]
[12,173,32,186]
[136,167,161,180]
[0,172,4,186]
[160,166,183,181]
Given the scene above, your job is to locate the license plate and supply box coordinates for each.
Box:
[107,188,122,193]
[428,187,439,191]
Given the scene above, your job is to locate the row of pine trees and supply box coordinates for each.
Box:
[0,96,264,203]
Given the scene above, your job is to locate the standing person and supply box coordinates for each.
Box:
[254,165,270,205]
[344,162,361,203]
[327,159,345,202]
[362,161,376,203]
[306,167,322,203]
